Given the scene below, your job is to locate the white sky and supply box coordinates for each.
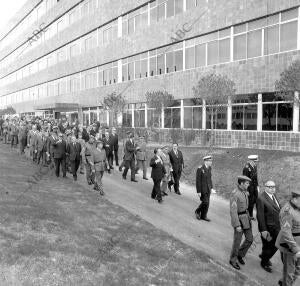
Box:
[0,0,28,29]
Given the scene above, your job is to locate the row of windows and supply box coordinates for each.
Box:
[0,61,120,106]
[1,7,299,88]
[0,0,59,52]
[80,94,295,132]
[0,0,201,71]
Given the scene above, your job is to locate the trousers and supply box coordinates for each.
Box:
[230,226,253,263]
[281,253,300,286]
[195,193,211,219]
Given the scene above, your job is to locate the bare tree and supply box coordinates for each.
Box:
[145,90,174,128]
[101,92,126,127]
[0,106,16,117]
[193,73,236,149]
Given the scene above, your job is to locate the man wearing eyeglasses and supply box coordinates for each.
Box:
[256,181,282,273]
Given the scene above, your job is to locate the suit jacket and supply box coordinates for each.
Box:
[196,164,213,195]
[110,134,119,151]
[51,139,67,159]
[150,155,166,180]
[35,134,47,152]
[169,149,184,174]
[47,134,58,155]
[103,135,112,153]
[66,142,82,161]
[136,141,147,161]
[124,139,136,161]
[256,191,281,236]
[243,161,258,197]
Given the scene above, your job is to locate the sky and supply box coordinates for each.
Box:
[0,0,28,29]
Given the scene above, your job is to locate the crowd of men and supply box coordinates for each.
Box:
[195,154,299,286]
[0,115,299,286]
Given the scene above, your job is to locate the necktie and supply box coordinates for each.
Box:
[272,195,279,208]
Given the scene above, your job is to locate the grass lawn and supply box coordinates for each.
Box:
[0,145,257,286]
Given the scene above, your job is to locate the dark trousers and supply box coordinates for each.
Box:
[19,137,27,154]
[113,149,119,165]
[230,226,253,263]
[85,158,95,184]
[70,159,80,179]
[173,171,181,193]
[54,157,66,177]
[151,178,162,201]
[282,252,300,286]
[195,193,211,219]
[37,150,46,165]
[11,135,18,147]
[248,194,257,217]
[260,232,279,266]
[123,159,135,180]
[105,149,113,168]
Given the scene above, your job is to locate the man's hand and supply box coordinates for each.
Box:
[261,231,270,240]
[92,169,95,173]
[211,188,216,194]
[236,226,242,232]
[296,251,300,258]
[155,159,160,164]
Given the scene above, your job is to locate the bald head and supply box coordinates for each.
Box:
[264,181,276,195]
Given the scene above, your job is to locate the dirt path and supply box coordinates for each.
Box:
[79,168,283,286]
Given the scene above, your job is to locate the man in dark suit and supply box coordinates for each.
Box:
[256,181,281,273]
[52,132,67,178]
[66,135,82,181]
[150,148,166,204]
[36,129,47,166]
[103,128,113,173]
[110,127,119,166]
[47,126,59,170]
[122,132,139,182]
[169,143,184,195]
[195,155,214,222]
[243,155,259,219]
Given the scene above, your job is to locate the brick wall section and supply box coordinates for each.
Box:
[129,128,300,152]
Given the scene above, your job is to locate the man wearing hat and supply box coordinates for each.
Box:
[243,155,259,219]
[90,123,97,137]
[256,181,282,273]
[276,189,300,286]
[110,127,119,166]
[229,175,253,270]
[195,155,213,221]
[51,132,67,178]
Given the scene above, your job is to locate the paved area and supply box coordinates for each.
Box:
[76,166,283,286]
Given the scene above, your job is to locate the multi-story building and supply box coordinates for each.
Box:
[1,0,300,150]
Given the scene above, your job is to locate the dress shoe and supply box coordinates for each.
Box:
[119,167,122,172]
[278,280,282,286]
[202,217,211,222]
[261,263,272,273]
[229,261,240,270]
[107,170,111,174]
[143,177,149,180]
[162,191,168,196]
[93,186,97,190]
[175,191,181,195]
[259,255,272,267]
[88,182,92,185]
[131,179,138,183]
[151,196,156,200]
[237,256,245,265]
[122,175,126,180]
[158,199,163,204]
[168,185,172,192]
[195,212,201,220]
[73,176,77,181]
[99,190,105,196]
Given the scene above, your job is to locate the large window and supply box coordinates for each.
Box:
[164,100,181,128]
[232,94,258,130]
[206,103,228,129]
[134,103,146,127]
[184,99,202,129]
[122,105,132,127]
[262,93,293,131]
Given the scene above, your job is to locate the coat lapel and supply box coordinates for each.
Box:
[263,191,280,211]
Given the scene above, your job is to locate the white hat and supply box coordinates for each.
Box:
[203,155,212,161]
[248,155,258,161]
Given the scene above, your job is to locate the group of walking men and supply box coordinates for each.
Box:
[194,152,299,286]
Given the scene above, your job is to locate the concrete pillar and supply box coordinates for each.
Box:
[132,104,135,128]
[117,59,122,83]
[118,16,122,38]
[202,99,206,129]
[227,96,232,130]
[145,103,148,128]
[106,110,109,126]
[180,99,184,128]
[257,93,262,131]
[293,91,299,132]
[161,106,165,128]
